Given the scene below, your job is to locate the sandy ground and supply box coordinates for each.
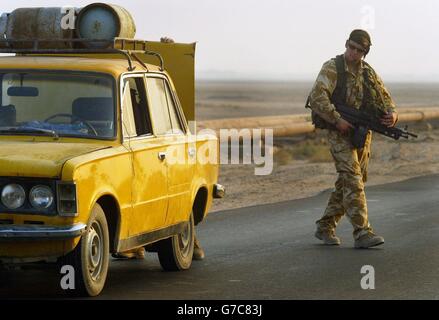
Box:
[211,124,439,212]
[195,81,439,213]
[196,81,439,120]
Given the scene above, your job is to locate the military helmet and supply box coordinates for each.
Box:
[348,29,372,55]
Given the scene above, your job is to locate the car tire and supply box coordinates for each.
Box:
[60,203,110,297]
[157,211,194,271]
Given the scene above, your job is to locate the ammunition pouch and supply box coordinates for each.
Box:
[351,125,368,149]
[305,97,334,130]
[311,110,331,129]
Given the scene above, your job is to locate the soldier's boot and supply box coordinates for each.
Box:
[112,247,145,260]
[354,232,384,249]
[135,247,146,259]
[193,236,205,261]
[314,229,341,245]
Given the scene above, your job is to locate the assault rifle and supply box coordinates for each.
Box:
[334,104,418,149]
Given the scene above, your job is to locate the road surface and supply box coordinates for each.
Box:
[1,174,439,299]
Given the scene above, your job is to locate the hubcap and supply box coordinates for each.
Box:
[178,218,192,257]
[87,220,103,281]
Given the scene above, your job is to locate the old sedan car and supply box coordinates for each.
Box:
[0,38,223,296]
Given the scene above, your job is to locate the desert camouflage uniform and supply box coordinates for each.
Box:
[309,55,396,239]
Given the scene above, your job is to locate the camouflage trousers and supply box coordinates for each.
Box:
[316,129,373,240]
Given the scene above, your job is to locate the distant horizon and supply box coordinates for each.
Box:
[195,75,439,84]
[1,0,438,83]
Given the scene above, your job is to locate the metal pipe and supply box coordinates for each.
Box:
[197,107,439,137]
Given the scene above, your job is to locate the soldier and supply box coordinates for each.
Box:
[307,29,398,248]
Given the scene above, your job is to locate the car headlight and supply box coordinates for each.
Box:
[1,184,26,209]
[29,185,54,209]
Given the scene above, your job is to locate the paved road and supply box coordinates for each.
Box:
[2,174,439,299]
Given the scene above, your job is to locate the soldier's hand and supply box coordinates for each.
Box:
[336,118,354,135]
[160,37,175,43]
[380,111,398,127]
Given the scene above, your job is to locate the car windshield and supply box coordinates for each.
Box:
[0,71,115,139]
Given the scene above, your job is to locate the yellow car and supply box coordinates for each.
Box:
[0,38,224,296]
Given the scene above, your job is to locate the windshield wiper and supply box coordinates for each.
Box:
[0,127,59,139]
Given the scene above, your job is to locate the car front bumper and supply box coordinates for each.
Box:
[0,223,87,240]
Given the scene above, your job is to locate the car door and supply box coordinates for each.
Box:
[145,75,194,226]
[121,74,169,237]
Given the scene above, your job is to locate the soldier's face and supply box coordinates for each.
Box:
[345,40,366,63]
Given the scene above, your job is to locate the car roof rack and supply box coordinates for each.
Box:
[0,37,164,72]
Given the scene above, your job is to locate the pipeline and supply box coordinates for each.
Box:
[197,107,439,137]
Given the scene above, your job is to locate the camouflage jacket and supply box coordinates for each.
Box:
[308,55,396,125]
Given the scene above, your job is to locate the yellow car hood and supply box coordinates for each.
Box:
[0,141,109,178]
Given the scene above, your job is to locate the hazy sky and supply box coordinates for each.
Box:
[2,0,439,81]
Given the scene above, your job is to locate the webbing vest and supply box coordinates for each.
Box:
[306,54,373,129]
[331,54,347,106]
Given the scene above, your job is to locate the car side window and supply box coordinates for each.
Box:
[122,76,152,138]
[164,81,184,134]
[121,81,136,138]
[146,77,173,135]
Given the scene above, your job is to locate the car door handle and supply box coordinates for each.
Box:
[188,147,196,158]
[158,152,166,161]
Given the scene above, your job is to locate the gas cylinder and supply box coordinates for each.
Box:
[75,3,136,48]
[0,7,75,49]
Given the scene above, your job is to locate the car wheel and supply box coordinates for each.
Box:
[60,203,109,297]
[157,211,194,271]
